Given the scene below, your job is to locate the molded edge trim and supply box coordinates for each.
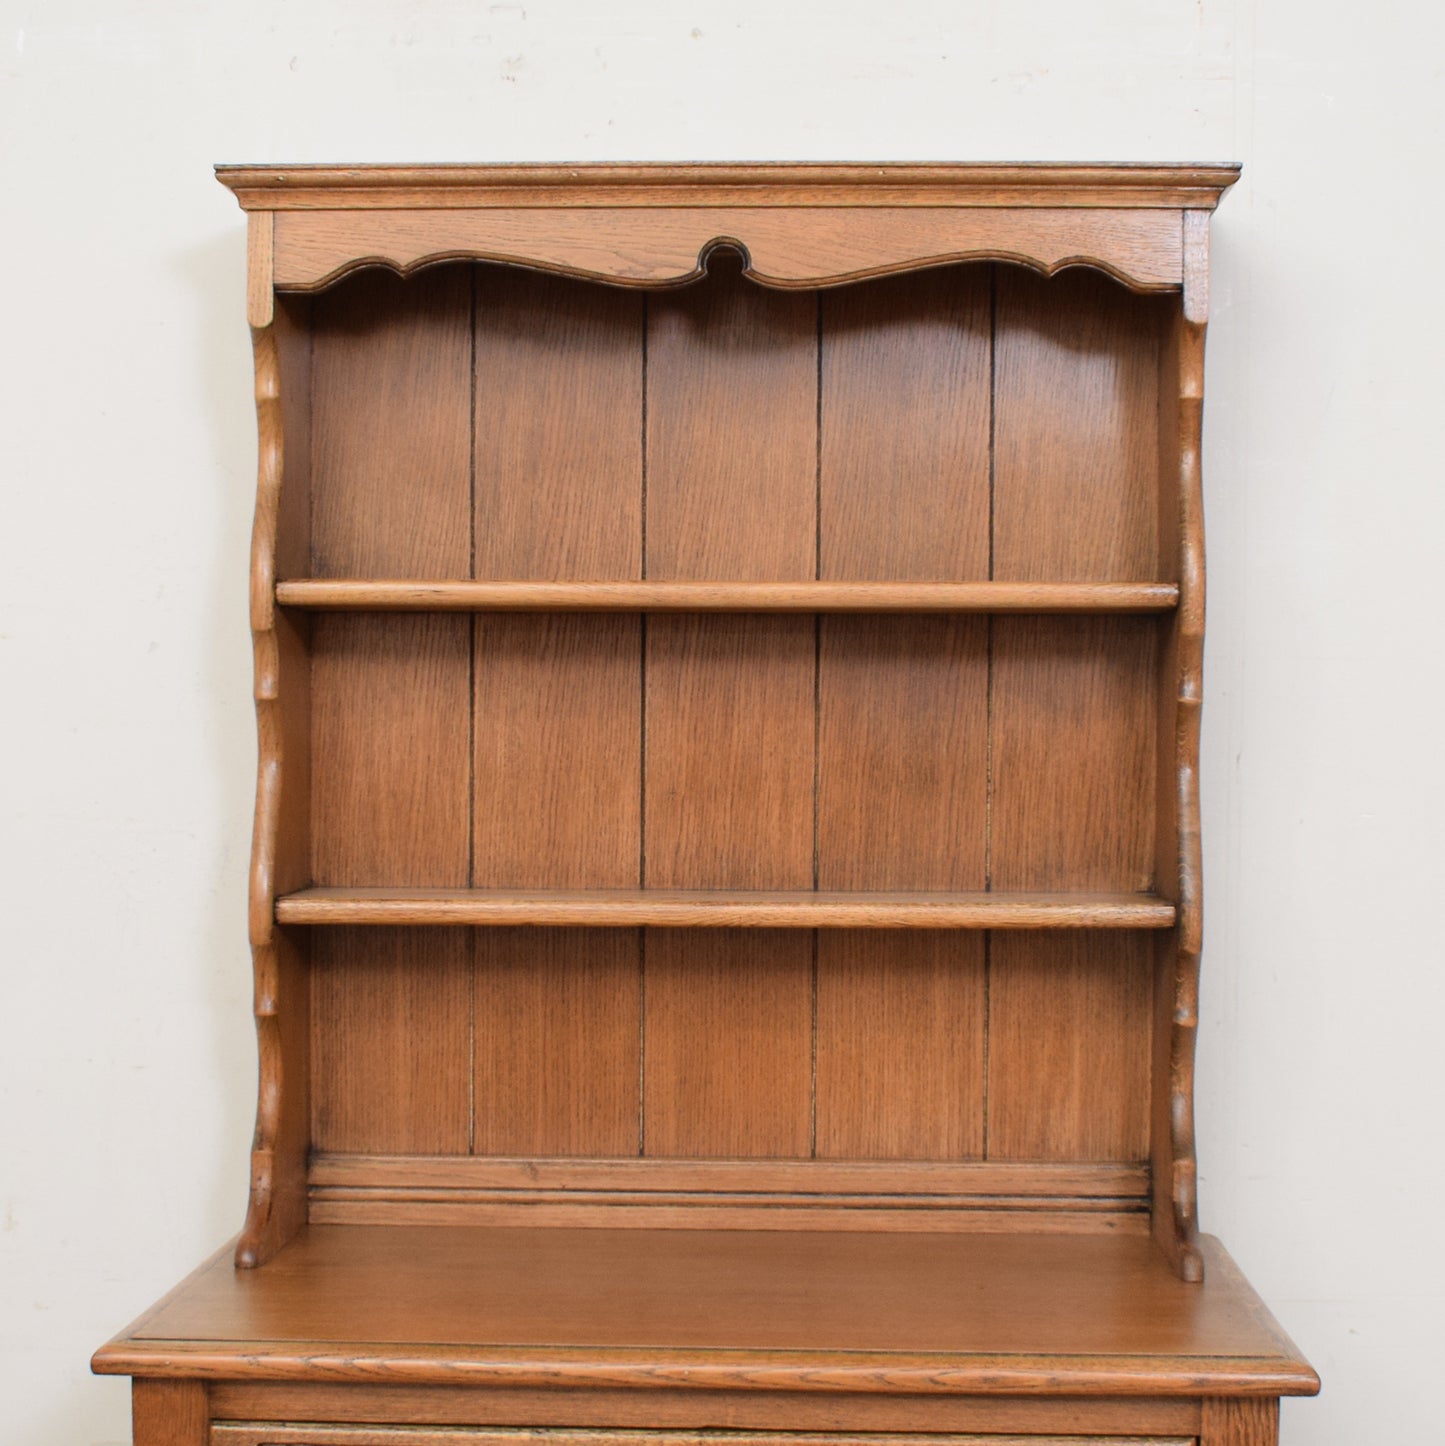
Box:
[90,1340,1321,1396]
[216,161,1243,211]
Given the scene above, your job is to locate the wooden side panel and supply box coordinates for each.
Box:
[473,269,643,579]
[816,933,985,1159]
[131,1379,208,1446]
[993,267,1165,582]
[311,928,471,1155]
[817,616,987,890]
[990,616,1158,893]
[820,268,992,580]
[310,614,471,887]
[309,267,472,579]
[987,932,1153,1162]
[1201,1398,1279,1445]
[474,928,641,1156]
[645,615,814,890]
[473,615,641,888]
[643,931,813,1158]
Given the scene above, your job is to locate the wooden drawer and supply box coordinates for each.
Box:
[211,1429,1193,1446]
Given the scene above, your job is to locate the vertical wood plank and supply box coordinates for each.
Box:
[474,928,641,1156]
[987,932,1153,1162]
[820,267,992,580]
[469,267,646,1163]
[643,269,816,1160]
[813,272,992,1164]
[643,930,813,1158]
[310,614,471,887]
[309,267,472,579]
[473,615,641,888]
[311,928,471,1155]
[993,267,1164,582]
[132,1379,208,1446]
[645,255,816,581]
[990,615,1158,893]
[816,932,985,1159]
[473,269,643,579]
[817,616,987,890]
[646,614,814,890]
[1201,1398,1280,1445]
[272,296,312,584]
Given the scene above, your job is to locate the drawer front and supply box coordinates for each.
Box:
[211,1429,1194,1446]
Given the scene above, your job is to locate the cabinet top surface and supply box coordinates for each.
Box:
[95,1227,1316,1396]
[215,160,1241,210]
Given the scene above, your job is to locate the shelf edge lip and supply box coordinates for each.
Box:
[90,1338,1318,1396]
[274,890,1177,930]
[275,580,1181,614]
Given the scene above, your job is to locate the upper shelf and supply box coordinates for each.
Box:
[276,887,1177,930]
[276,579,1180,614]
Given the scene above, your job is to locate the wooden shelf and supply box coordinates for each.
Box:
[276,887,1176,929]
[275,578,1180,613]
[93,1225,1318,1396]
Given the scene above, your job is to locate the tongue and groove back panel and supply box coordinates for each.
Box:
[302,258,1168,1175]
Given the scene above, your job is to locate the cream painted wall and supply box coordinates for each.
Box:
[2,3,1439,1442]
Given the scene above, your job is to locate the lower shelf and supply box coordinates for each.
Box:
[275,888,1177,929]
[95,1224,1316,1397]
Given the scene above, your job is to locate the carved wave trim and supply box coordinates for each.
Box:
[1156,304,1208,1286]
[237,320,291,1269]
[273,206,1183,294]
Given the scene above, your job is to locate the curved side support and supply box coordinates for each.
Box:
[236,310,311,1268]
[271,206,1185,297]
[1152,211,1211,1282]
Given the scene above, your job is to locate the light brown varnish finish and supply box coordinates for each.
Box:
[97,1229,1314,1395]
[275,579,1181,611]
[274,887,1177,929]
[213,1431,1191,1446]
[95,163,1318,1446]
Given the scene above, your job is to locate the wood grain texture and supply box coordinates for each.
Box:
[214,1430,1190,1446]
[309,1155,1146,1195]
[990,616,1158,892]
[473,268,643,579]
[268,207,1187,295]
[220,160,1243,209]
[645,255,815,581]
[821,268,991,580]
[473,928,641,1156]
[473,615,641,888]
[815,932,985,1159]
[96,1228,1318,1396]
[310,615,470,886]
[645,616,814,890]
[131,1378,207,1446]
[245,209,274,327]
[276,579,1181,611]
[309,266,471,578]
[1153,288,1210,1280]
[643,931,813,1157]
[310,928,471,1155]
[277,887,1175,929]
[205,1384,1202,1436]
[993,267,1166,583]
[987,932,1154,1162]
[817,616,987,889]
[1201,1397,1279,1445]
[239,303,312,1268]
